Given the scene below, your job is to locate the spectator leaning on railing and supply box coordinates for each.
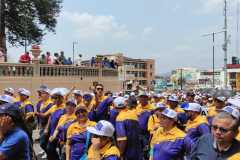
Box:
[19,52,31,64]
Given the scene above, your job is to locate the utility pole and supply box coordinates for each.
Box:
[180,68,183,90]
[202,31,225,88]
[223,0,228,89]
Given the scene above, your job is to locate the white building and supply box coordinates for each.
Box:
[196,69,225,89]
[170,68,225,89]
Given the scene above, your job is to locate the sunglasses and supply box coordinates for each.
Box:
[92,134,102,138]
[51,96,58,99]
[96,88,103,91]
[76,111,87,116]
[211,125,232,134]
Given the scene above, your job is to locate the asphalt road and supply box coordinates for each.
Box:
[33,130,47,160]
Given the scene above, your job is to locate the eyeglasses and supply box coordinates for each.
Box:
[51,96,58,100]
[211,125,232,134]
[92,134,102,138]
[96,88,103,91]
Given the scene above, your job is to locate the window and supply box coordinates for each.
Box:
[230,73,236,79]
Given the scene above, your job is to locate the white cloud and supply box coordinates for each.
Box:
[62,11,131,40]
[143,27,153,35]
[195,0,223,14]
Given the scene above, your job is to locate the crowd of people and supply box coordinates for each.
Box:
[0,85,240,160]
[18,51,119,70]
[19,51,75,65]
[90,57,118,69]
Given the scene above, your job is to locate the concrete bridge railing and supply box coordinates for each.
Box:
[0,63,118,78]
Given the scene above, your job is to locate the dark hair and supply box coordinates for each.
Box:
[95,83,104,89]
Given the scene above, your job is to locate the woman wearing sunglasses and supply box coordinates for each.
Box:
[87,120,120,160]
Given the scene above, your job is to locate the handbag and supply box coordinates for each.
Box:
[79,131,90,160]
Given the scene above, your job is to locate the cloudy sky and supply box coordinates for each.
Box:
[7,0,240,74]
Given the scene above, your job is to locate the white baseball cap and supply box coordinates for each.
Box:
[66,98,77,107]
[113,97,127,109]
[222,106,240,120]
[130,92,135,96]
[161,108,177,120]
[0,95,14,103]
[37,85,50,94]
[73,90,82,96]
[227,98,240,109]
[154,102,166,109]
[19,88,31,97]
[168,95,178,102]
[3,88,14,95]
[87,120,115,137]
[153,93,163,98]
[216,96,226,102]
[50,88,69,96]
[183,103,201,112]
[17,88,25,93]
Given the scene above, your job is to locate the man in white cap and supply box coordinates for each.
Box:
[87,120,120,160]
[44,88,67,160]
[150,108,192,160]
[167,95,184,113]
[34,85,53,156]
[3,87,14,97]
[0,95,14,105]
[148,103,166,135]
[136,91,154,159]
[221,105,240,142]
[227,98,240,141]
[152,93,165,105]
[208,96,226,124]
[184,103,210,143]
[73,90,83,107]
[114,97,142,160]
[14,88,35,138]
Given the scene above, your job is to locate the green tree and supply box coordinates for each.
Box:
[0,0,62,61]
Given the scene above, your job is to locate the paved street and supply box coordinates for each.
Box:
[33,130,46,160]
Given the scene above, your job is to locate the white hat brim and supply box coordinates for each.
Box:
[87,126,111,137]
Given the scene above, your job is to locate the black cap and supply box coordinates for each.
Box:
[0,103,23,122]
[186,92,195,97]
[128,96,138,107]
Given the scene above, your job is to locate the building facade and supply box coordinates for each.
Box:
[227,64,240,91]
[170,68,225,89]
[96,53,155,90]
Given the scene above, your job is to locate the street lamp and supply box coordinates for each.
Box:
[202,30,225,88]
